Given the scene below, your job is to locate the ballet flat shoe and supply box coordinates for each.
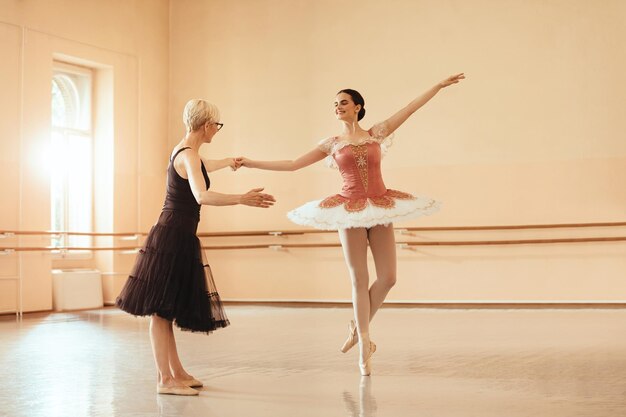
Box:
[341,320,358,353]
[157,384,199,396]
[181,378,203,388]
[359,341,377,376]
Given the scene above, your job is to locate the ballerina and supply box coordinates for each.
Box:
[239,74,464,375]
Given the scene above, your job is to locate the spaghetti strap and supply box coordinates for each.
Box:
[170,146,192,162]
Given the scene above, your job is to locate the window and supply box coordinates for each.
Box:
[50,62,93,249]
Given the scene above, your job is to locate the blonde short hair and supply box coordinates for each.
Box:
[182,99,220,132]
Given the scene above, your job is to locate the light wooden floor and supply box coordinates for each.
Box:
[1,305,625,417]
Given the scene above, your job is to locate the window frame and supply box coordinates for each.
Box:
[50,61,95,259]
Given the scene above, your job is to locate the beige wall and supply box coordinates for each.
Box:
[0,0,170,312]
[1,0,625,313]
[169,0,626,302]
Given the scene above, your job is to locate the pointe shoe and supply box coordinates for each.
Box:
[157,384,199,396]
[180,377,203,388]
[359,341,377,376]
[340,320,358,353]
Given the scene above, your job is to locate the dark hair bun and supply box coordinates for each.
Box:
[358,107,366,121]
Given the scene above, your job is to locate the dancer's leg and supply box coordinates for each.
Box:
[150,315,176,385]
[338,228,370,335]
[366,223,397,321]
[166,322,193,380]
[338,228,376,374]
[150,315,197,394]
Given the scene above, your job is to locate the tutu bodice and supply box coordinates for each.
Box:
[335,142,386,200]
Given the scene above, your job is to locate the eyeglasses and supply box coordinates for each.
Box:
[214,122,224,131]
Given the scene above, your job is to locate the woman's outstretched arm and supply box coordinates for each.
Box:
[180,151,275,207]
[239,148,327,171]
[201,157,240,172]
[382,73,465,136]
[198,187,275,207]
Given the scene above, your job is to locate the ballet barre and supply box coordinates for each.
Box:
[1,220,626,253]
[2,235,626,254]
[396,221,626,232]
[2,223,625,318]
[0,230,146,237]
[2,221,626,239]
[198,221,626,237]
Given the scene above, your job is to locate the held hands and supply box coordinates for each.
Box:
[227,158,243,171]
[234,157,252,169]
[438,73,465,89]
[226,157,252,171]
[228,157,257,171]
[240,187,276,208]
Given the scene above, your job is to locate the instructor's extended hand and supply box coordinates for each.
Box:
[240,188,275,208]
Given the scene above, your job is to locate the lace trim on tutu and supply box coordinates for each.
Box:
[287,193,440,230]
[317,122,394,169]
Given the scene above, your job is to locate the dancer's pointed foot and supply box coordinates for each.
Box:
[359,340,377,376]
[341,320,358,353]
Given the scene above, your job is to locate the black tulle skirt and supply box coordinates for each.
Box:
[115,210,230,333]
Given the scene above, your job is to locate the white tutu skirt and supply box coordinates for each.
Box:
[287,190,441,230]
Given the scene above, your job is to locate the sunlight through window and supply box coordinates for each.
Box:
[50,63,93,249]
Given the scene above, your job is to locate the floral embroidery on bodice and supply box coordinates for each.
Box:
[334,142,384,199]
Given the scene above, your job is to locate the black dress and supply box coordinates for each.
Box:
[116,147,230,333]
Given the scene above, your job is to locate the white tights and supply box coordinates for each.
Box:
[338,224,397,341]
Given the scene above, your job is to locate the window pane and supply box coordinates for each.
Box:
[50,131,66,247]
[51,70,91,131]
[51,80,68,128]
[67,134,92,248]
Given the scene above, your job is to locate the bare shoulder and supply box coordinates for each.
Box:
[367,121,391,139]
[172,147,200,179]
[177,148,200,161]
